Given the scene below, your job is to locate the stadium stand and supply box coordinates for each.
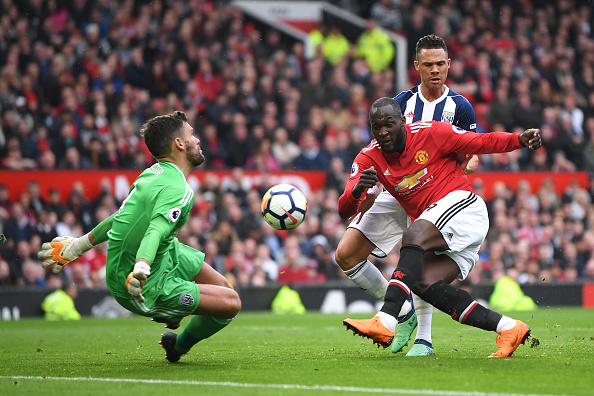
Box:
[0,0,593,294]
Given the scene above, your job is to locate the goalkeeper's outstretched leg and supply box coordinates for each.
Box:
[152,263,241,362]
[160,332,185,363]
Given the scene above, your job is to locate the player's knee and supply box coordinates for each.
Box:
[334,247,351,270]
[402,226,431,247]
[402,221,446,250]
[412,278,432,296]
[401,227,422,246]
[230,291,241,317]
[216,292,241,319]
[227,290,242,317]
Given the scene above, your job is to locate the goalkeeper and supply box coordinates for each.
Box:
[38,111,241,363]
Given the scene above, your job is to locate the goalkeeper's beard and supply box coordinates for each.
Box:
[188,147,205,167]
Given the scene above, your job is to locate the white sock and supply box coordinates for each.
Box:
[343,260,388,300]
[413,293,433,343]
[398,300,412,318]
[496,316,517,332]
[377,311,397,332]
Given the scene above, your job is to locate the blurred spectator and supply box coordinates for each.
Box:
[309,234,341,281]
[26,181,47,217]
[0,259,12,286]
[277,236,313,285]
[210,220,239,257]
[246,138,280,172]
[34,210,58,243]
[370,0,402,32]
[308,23,327,58]
[299,61,327,114]
[200,123,228,169]
[355,19,395,73]
[225,113,256,168]
[46,188,67,219]
[293,129,330,170]
[203,239,226,275]
[488,85,515,131]
[22,259,46,287]
[2,137,37,169]
[0,184,12,220]
[583,121,594,172]
[254,243,279,282]
[325,156,348,193]
[271,127,301,169]
[41,276,81,321]
[321,26,350,66]
[124,48,150,89]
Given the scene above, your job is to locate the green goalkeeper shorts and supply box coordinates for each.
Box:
[115,243,205,321]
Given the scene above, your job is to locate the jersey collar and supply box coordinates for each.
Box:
[417,84,450,105]
[159,161,186,180]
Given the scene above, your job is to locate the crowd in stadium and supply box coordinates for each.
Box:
[1,0,594,291]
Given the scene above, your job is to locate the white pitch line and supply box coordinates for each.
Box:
[0,376,568,396]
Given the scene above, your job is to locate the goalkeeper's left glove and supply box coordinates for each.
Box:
[126,262,151,303]
[37,235,94,274]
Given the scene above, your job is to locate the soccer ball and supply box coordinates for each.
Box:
[261,184,308,230]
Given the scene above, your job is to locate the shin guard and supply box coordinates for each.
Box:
[380,244,424,318]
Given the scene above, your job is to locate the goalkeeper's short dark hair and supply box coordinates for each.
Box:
[141,111,188,159]
[415,34,448,60]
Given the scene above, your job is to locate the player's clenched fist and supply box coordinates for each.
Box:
[37,235,94,274]
[126,262,151,303]
[352,167,379,199]
[519,128,542,150]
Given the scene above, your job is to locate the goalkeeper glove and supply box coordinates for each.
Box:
[126,262,151,303]
[37,235,94,274]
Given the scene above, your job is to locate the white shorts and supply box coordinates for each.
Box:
[348,190,410,258]
[417,190,489,280]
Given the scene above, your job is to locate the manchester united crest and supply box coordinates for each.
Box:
[414,150,429,164]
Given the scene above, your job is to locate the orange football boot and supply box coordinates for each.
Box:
[488,320,531,358]
[343,316,395,348]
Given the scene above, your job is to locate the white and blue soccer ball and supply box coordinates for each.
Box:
[261,184,308,230]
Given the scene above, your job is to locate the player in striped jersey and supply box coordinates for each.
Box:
[341,97,540,357]
[335,35,477,356]
[38,111,241,362]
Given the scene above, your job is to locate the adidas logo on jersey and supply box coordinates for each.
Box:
[409,121,433,133]
[384,169,392,176]
[405,111,414,118]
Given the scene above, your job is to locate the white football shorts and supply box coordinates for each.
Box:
[348,190,410,258]
[416,190,489,280]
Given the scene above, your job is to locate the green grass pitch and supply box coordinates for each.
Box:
[1,307,593,395]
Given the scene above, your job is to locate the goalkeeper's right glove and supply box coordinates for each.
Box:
[126,262,151,303]
[37,235,94,274]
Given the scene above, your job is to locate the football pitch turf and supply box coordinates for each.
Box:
[1,307,592,395]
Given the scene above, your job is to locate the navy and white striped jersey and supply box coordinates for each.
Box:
[393,85,477,132]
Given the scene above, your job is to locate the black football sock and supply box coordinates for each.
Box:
[421,280,502,331]
[380,244,425,318]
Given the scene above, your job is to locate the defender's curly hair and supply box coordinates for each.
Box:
[415,34,448,59]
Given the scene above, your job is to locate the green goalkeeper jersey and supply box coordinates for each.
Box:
[105,161,194,298]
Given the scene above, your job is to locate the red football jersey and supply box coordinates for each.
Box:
[339,121,524,220]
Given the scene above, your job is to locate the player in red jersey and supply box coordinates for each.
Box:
[340,97,541,357]
[337,34,479,357]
